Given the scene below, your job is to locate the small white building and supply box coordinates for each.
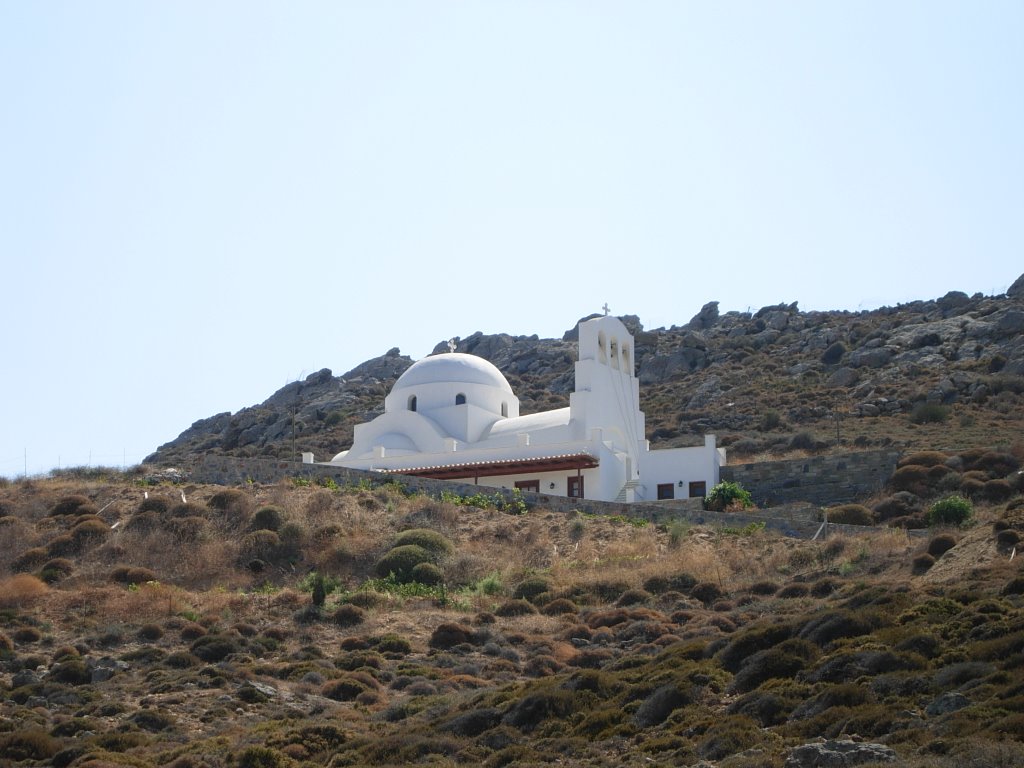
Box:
[326,315,724,502]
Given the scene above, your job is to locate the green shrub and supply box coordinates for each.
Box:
[208,488,250,511]
[130,709,176,732]
[137,496,171,514]
[49,495,91,516]
[39,558,74,583]
[373,634,412,654]
[0,729,59,761]
[322,675,373,701]
[699,715,762,761]
[239,530,282,562]
[798,610,874,647]
[704,481,753,512]
[615,588,651,606]
[374,544,432,582]
[428,623,475,650]
[926,533,958,557]
[748,581,779,596]
[730,645,811,693]
[138,626,163,643]
[410,561,443,586]
[1000,576,1024,596]
[513,576,551,602]
[12,547,48,573]
[634,684,691,727]
[250,505,284,532]
[912,553,936,574]
[824,504,876,526]
[717,624,794,673]
[393,528,454,558]
[190,634,239,662]
[910,402,950,424]
[13,626,42,643]
[494,599,538,617]
[334,649,383,670]
[331,604,367,628]
[48,659,91,685]
[927,495,973,527]
[691,582,724,606]
[110,566,157,585]
[777,583,810,598]
[70,517,109,546]
[788,431,820,451]
[236,746,289,768]
[890,465,931,496]
[982,479,1014,503]
[542,598,579,616]
[899,450,950,468]
[45,534,75,557]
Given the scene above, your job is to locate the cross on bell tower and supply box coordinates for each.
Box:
[602,303,610,316]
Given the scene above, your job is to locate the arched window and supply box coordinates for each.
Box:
[501,402,508,417]
[597,331,608,364]
[455,393,466,405]
[408,395,417,412]
[610,338,620,370]
[622,344,631,373]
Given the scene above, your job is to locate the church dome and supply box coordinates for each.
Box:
[392,353,514,394]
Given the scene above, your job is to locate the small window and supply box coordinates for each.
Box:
[657,483,674,500]
[622,344,632,373]
[515,480,540,493]
[455,393,466,405]
[568,476,584,498]
[598,331,608,364]
[408,395,417,412]
[610,338,620,369]
[688,481,707,498]
[501,402,508,417]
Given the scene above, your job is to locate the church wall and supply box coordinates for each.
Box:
[638,440,720,501]
[472,467,597,499]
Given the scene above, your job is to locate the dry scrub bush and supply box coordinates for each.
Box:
[0,574,49,608]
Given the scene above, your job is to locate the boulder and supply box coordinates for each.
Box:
[828,367,859,388]
[849,347,892,368]
[995,309,1024,335]
[638,347,708,384]
[686,376,722,410]
[1007,272,1024,299]
[936,290,971,313]
[686,301,720,330]
[925,691,970,716]
[784,739,897,767]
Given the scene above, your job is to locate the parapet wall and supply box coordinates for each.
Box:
[192,454,896,539]
[720,449,899,508]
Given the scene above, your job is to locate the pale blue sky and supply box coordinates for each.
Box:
[1,2,1020,477]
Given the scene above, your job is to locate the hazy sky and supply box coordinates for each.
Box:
[2,2,1021,477]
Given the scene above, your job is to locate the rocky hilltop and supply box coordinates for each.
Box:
[147,273,1024,469]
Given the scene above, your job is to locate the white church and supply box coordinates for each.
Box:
[323,315,724,503]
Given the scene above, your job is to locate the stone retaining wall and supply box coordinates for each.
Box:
[192,454,903,539]
[720,449,899,508]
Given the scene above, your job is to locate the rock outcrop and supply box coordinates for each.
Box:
[146,274,1024,468]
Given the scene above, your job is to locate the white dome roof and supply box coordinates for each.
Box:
[393,353,514,393]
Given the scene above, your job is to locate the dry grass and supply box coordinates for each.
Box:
[0,573,49,608]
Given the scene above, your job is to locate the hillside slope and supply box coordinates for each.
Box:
[1,474,1023,767]
[147,274,1024,470]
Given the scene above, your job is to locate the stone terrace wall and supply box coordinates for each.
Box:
[192,455,883,539]
[721,449,899,508]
